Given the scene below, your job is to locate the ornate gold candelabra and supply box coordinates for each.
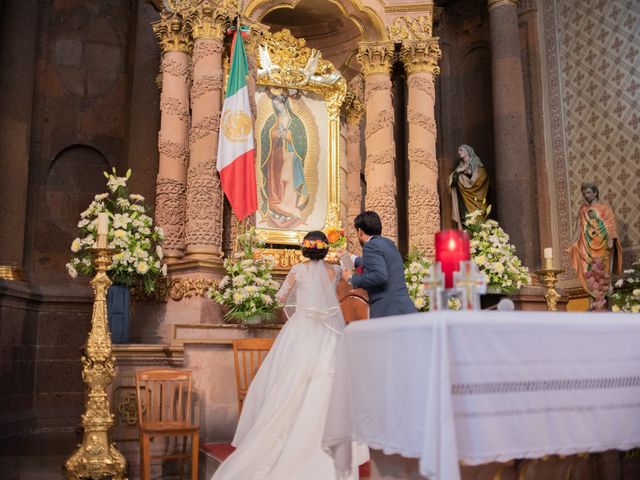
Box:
[535,268,564,312]
[65,247,127,480]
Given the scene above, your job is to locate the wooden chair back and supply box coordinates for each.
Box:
[337,279,370,323]
[136,369,193,427]
[232,338,275,414]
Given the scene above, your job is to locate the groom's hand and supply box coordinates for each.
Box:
[341,269,353,283]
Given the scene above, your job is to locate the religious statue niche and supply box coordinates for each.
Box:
[254,29,347,246]
[449,144,490,229]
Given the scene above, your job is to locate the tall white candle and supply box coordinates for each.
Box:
[543,247,553,269]
[97,213,109,235]
[97,213,109,248]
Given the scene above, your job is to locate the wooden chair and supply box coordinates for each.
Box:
[135,369,199,480]
[337,279,370,323]
[232,338,275,414]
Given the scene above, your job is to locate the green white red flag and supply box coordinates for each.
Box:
[217,31,257,221]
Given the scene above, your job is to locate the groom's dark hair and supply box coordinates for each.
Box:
[354,211,382,236]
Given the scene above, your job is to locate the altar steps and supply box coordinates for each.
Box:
[200,443,371,478]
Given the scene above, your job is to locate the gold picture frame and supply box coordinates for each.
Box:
[254,29,347,246]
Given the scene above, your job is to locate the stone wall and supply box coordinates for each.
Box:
[541,0,640,270]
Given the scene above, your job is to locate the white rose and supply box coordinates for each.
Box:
[136,261,149,274]
[156,245,163,260]
[71,238,81,253]
[161,264,168,276]
[66,263,78,279]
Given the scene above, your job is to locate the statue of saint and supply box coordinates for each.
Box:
[259,89,309,229]
[567,182,622,303]
[449,144,490,228]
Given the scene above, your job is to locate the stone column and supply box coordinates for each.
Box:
[152,12,192,260]
[400,39,442,258]
[184,5,227,261]
[356,42,398,243]
[0,0,38,280]
[345,77,365,253]
[488,0,536,264]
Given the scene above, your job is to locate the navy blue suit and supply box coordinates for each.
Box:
[350,236,417,318]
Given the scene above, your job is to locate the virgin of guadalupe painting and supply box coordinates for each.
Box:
[256,87,321,230]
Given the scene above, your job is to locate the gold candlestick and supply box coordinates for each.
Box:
[65,247,127,480]
[535,268,564,312]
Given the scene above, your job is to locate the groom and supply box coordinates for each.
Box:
[341,211,417,318]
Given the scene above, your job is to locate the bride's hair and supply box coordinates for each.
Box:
[301,231,329,261]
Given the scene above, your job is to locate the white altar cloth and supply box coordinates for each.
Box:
[322,311,640,480]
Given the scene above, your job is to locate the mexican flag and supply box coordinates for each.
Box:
[217,30,257,221]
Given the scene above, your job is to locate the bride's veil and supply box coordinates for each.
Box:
[283,260,346,335]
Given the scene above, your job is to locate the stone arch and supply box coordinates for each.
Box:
[244,0,387,41]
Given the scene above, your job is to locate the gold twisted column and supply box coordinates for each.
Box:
[184,3,227,261]
[344,76,365,253]
[357,41,398,243]
[65,248,127,480]
[400,37,441,258]
[153,12,193,260]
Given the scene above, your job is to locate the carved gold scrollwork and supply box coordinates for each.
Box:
[153,11,193,54]
[388,14,433,41]
[400,39,442,76]
[257,248,305,270]
[117,393,140,427]
[356,41,395,76]
[169,277,217,301]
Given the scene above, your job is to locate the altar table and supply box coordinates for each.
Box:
[322,311,640,480]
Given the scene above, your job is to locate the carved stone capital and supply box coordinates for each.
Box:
[488,0,518,10]
[343,92,365,125]
[187,1,228,40]
[388,14,433,41]
[153,12,193,54]
[400,39,441,76]
[357,41,395,77]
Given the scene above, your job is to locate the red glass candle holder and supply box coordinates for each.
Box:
[435,229,471,289]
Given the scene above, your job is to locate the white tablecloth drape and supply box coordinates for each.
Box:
[322,311,640,480]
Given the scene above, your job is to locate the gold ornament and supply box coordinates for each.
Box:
[0,265,26,281]
[186,0,230,40]
[169,277,217,301]
[65,248,127,480]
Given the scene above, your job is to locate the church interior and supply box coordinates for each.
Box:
[1,0,639,478]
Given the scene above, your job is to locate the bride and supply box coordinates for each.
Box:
[212,231,367,480]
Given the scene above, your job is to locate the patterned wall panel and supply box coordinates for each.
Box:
[543,0,640,267]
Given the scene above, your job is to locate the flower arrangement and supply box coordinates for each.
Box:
[404,250,432,311]
[66,168,166,295]
[302,239,329,250]
[609,260,640,313]
[207,227,280,324]
[323,226,347,249]
[584,258,609,311]
[464,207,530,293]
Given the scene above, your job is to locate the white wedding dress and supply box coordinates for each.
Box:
[212,260,367,480]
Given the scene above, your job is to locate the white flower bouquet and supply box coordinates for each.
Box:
[208,227,280,324]
[66,168,166,294]
[404,251,432,312]
[609,260,640,313]
[464,207,530,293]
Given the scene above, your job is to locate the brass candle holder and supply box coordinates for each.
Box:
[65,246,128,480]
[535,268,564,312]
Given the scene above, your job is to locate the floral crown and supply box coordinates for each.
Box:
[301,239,329,250]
